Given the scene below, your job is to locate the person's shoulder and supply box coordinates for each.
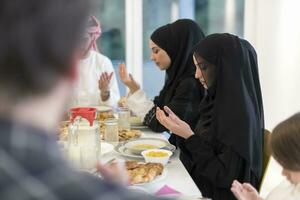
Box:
[91,50,112,64]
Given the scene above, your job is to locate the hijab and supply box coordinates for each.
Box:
[150,19,205,106]
[193,33,264,179]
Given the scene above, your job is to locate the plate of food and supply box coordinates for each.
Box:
[124,138,169,154]
[99,128,142,142]
[109,160,166,185]
[115,139,176,159]
[57,121,69,141]
[97,111,115,122]
[118,130,142,141]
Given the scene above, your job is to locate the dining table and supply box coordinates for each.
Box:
[99,128,202,199]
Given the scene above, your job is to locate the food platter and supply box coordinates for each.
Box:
[109,160,167,185]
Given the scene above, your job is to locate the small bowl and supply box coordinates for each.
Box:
[141,149,173,165]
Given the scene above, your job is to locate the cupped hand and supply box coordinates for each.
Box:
[98,71,113,92]
[156,106,194,139]
[231,180,262,200]
[118,63,140,93]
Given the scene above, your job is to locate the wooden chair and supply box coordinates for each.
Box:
[259,129,272,192]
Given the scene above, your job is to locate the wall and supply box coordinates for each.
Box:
[245,0,300,131]
[244,0,300,197]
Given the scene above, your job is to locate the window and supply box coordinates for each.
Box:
[93,0,126,95]
[93,0,245,98]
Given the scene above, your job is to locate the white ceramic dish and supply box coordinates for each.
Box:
[115,142,176,159]
[141,149,173,165]
[124,138,168,154]
[93,105,112,112]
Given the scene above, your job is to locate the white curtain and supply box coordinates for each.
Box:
[244,0,300,197]
[245,0,300,130]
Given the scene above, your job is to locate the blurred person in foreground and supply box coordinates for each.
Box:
[231,112,300,200]
[0,0,164,199]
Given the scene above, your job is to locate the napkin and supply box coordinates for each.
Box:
[155,185,181,196]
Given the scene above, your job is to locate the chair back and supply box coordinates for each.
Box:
[259,129,272,192]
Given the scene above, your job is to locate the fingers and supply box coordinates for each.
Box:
[118,63,127,80]
[231,180,243,191]
[108,72,113,81]
[97,163,114,179]
[230,180,243,200]
[129,73,135,82]
[230,187,242,200]
[164,106,180,123]
[242,183,257,193]
[156,107,176,130]
[163,106,174,115]
[156,107,165,122]
[99,72,113,85]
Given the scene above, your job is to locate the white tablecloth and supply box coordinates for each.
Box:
[100,129,202,198]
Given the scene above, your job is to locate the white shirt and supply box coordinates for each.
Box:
[266,180,300,200]
[125,89,154,120]
[71,50,120,107]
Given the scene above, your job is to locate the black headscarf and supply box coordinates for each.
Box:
[150,19,205,106]
[193,33,264,179]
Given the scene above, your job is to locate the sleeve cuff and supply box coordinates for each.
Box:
[127,89,144,100]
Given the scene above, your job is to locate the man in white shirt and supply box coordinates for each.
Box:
[72,16,120,107]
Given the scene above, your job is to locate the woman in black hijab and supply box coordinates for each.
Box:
[119,19,205,134]
[157,33,264,200]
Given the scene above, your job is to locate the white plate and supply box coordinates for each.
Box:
[93,105,112,112]
[124,138,169,154]
[115,141,176,159]
[101,142,114,155]
[115,145,144,159]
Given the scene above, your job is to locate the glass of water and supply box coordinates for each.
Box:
[118,107,131,131]
[104,119,119,143]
